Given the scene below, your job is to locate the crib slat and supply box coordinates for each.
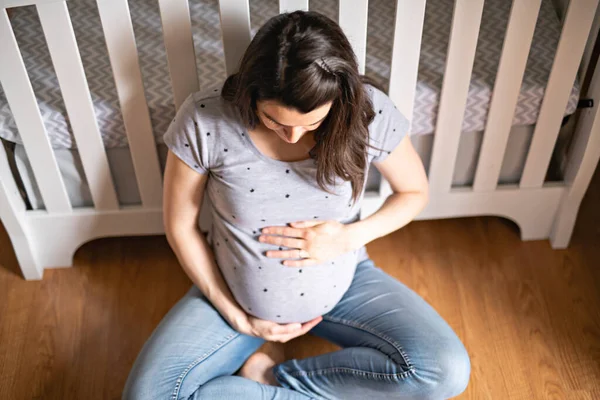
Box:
[96,0,163,207]
[473,0,541,192]
[339,0,368,75]
[428,0,484,193]
[579,5,600,85]
[0,144,25,214]
[388,0,425,120]
[158,0,199,110]
[279,0,308,13]
[0,10,71,213]
[520,0,599,189]
[0,143,42,279]
[3,0,58,7]
[219,0,252,76]
[379,0,426,198]
[37,2,119,211]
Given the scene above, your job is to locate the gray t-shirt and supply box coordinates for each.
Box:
[163,81,409,323]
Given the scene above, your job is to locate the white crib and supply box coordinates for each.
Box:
[1,0,599,280]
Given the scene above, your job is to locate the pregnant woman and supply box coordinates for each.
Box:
[123,10,470,400]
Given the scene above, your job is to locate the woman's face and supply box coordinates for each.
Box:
[256,100,333,144]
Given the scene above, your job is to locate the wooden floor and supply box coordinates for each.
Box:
[1,171,599,400]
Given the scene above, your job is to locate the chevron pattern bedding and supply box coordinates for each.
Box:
[0,0,579,149]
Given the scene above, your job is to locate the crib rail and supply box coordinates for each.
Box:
[378,0,426,198]
[0,9,71,213]
[1,0,59,8]
[218,0,252,76]
[2,0,163,212]
[37,1,119,211]
[339,0,368,75]
[1,0,600,280]
[520,0,599,188]
[4,0,597,208]
[473,0,541,192]
[96,0,163,208]
[280,0,307,13]
[552,53,600,246]
[158,0,199,110]
[427,0,485,193]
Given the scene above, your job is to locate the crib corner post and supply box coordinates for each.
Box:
[550,55,600,249]
[0,143,43,280]
[2,222,44,281]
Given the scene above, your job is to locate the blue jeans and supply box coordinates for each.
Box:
[123,259,470,399]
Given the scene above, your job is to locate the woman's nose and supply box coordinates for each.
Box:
[285,127,306,142]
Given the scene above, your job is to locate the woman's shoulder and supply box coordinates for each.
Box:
[179,82,235,121]
[361,82,409,126]
[163,82,243,173]
[171,84,244,140]
[363,82,393,111]
[362,82,411,163]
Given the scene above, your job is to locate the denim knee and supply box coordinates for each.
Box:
[418,339,471,399]
[441,341,470,397]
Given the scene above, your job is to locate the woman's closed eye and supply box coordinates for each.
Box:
[266,115,321,128]
[267,117,280,125]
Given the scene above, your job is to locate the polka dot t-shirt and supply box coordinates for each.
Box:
[163,82,409,323]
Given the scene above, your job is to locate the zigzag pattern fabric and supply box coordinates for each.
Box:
[0,0,579,149]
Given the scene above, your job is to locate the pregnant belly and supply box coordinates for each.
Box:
[215,244,359,323]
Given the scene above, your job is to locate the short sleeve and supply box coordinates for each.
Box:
[163,93,209,174]
[368,87,410,163]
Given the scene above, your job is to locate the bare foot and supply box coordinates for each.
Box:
[237,341,285,386]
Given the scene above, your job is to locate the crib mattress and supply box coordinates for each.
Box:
[0,0,579,149]
[13,124,537,210]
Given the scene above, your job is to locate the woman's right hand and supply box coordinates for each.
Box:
[230,313,323,343]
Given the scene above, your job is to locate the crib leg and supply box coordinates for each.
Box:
[551,56,600,249]
[0,144,43,280]
[511,198,560,242]
[30,228,78,270]
[0,214,43,280]
[550,121,600,248]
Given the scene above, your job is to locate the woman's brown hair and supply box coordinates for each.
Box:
[221,10,385,202]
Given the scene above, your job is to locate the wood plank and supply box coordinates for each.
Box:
[157,0,199,110]
[473,0,541,192]
[37,1,119,211]
[218,0,252,76]
[428,0,484,193]
[0,9,71,213]
[520,0,599,189]
[380,0,425,198]
[96,0,163,208]
[279,0,308,13]
[339,0,368,75]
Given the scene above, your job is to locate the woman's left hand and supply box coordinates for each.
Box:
[259,220,358,267]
